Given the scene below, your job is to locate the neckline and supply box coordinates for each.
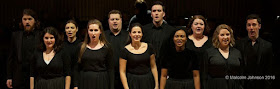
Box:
[42,52,56,65]
[126,43,148,55]
[217,48,230,60]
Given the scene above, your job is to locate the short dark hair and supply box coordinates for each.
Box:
[152,1,165,12]
[135,0,147,10]
[108,10,122,18]
[246,14,261,24]
[39,27,63,52]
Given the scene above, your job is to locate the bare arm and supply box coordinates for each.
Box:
[65,76,71,89]
[30,77,34,89]
[150,54,159,89]
[120,58,129,89]
[193,70,200,89]
[160,69,167,89]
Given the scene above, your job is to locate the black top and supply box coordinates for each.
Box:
[203,47,242,78]
[74,45,114,88]
[161,48,199,79]
[7,30,40,87]
[127,10,152,31]
[142,23,176,64]
[105,29,129,71]
[22,31,37,72]
[235,37,273,75]
[120,43,155,75]
[63,38,82,71]
[185,37,213,65]
[30,49,71,79]
[78,46,113,71]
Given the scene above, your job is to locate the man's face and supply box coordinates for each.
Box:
[108,14,122,32]
[246,19,261,40]
[22,14,35,31]
[151,5,165,23]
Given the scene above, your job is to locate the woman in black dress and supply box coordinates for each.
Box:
[160,29,200,89]
[30,27,71,89]
[119,23,159,89]
[203,24,243,89]
[185,15,213,88]
[73,19,114,89]
[64,19,82,89]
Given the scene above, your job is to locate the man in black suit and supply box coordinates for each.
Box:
[235,14,273,89]
[6,9,40,89]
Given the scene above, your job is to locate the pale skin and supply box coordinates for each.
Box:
[188,19,208,47]
[160,30,200,89]
[108,14,122,36]
[30,33,71,89]
[120,26,159,89]
[246,19,261,45]
[73,24,103,89]
[151,5,165,27]
[218,29,231,59]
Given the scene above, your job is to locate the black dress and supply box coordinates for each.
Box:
[161,47,199,89]
[120,43,155,89]
[203,47,243,89]
[74,45,114,89]
[185,37,212,88]
[63,38,82,89]
[30,49,71,89]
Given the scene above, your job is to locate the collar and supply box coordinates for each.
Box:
[109,29,123,36]
[247,36,260,43]
[152,22,166,29]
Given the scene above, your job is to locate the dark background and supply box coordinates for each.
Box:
[0,0,279,89]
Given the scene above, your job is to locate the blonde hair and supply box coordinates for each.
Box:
[78,19,109,63]
[212,24,235,48]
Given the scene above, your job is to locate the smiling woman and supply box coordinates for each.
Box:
[30,27,71,89]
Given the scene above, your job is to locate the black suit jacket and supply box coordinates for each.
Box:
[235,37,273,89]
[7,30,40,88]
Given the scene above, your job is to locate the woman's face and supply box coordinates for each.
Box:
[88,24,101,42]
[191,19,205,35]
[65,23,78,38]
[129,26,143,42]
[218,29,231,48]
[43,33,55,49]
[173,30,187,48]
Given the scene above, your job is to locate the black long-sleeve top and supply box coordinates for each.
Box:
[30,49,71,79]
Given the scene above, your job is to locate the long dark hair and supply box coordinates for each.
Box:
[78,19,109,63]
[38,26,63,52]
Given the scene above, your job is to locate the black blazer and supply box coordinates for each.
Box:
[235,37,273,89]
[7,30,40,87]
[235,37,273,74]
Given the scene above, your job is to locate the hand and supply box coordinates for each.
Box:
[6,79,13,88]
[154,85,159,89]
